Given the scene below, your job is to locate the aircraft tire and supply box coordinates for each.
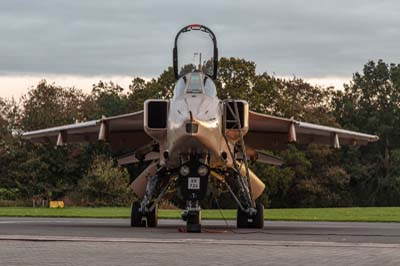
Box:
[130,202,143,227]
[146,204,158,227]
[250,203,264,229]
[236,207,249,228]
[186,210,201,233]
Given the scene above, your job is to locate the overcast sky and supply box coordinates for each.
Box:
[1,0,399,98]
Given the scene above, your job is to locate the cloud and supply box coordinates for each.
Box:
[0,74,348,100]
[0,74,144,99]
[1,0,400,96]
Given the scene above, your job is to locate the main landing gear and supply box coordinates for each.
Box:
[130,202,158,227]
[237,202,264,229]
[130,171,174,228]
[221,99,265,230]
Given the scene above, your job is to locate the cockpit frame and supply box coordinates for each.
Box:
[173,72,217,99]
[173,24,218,81]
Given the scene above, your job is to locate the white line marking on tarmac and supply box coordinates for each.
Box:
[0,235,400,249]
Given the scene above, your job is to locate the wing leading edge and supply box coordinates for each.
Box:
[22,111,151,151]
[245,111,379,150]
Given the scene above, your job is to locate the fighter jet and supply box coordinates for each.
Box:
[23,24,379,232]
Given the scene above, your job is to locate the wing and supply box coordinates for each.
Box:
[245,111,379,150]
[22,111,152,151]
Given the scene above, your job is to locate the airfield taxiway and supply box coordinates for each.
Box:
[1,217,400,265]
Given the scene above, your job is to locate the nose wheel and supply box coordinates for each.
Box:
[187,210,201,232]
[182,200,202,233]
[182,210,201,233]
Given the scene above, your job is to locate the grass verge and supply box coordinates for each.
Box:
[0,207,399,222]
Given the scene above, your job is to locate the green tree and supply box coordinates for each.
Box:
[3,57,399,208]
[78,154,130,206]
[333,60,400,205]
[89,81,129,118]
[0,97,19,137]
[20,80,89,131]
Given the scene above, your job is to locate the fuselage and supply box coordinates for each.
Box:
[165,72,226,168]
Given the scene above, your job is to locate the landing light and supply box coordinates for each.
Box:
[180,165,190,176]
[197,165,208,176]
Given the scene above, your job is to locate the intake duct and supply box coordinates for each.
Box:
[144,99,169,144]
[145,100,168,129]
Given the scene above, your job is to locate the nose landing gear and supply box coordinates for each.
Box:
[181,200,202,233]
[178,159,209,233]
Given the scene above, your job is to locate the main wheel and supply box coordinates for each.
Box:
[130,202,143,227]
[250,203,264,229]
[236,207,249,228]
[146,204,158,227]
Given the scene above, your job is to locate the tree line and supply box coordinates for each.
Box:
[1,58,400,208]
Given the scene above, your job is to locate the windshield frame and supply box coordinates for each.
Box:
[173,72,218,98]
[173,24,218,81]
[204,76,217,97]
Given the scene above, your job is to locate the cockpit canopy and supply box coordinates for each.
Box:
[173,24,218,81]
[173,72,217,98]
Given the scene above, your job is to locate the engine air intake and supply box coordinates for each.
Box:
[146,101,168,129]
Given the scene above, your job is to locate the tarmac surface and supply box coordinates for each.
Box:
[1,217,400,265]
